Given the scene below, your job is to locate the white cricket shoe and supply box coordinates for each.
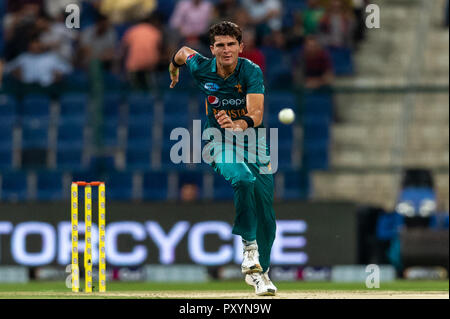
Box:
[262,269,277,294]
[241,244,263,274]
[245,273,276,296]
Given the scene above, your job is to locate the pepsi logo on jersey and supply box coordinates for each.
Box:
[208,95,220,105]
[207,96,245,108]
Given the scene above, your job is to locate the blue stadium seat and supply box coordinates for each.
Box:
[260,47,284,68]
[161,144,188,170]
[59,93,88,124]
[89,155,116,172]
[282,169,310,199]
[79,1,97,29]
[1,171,28,201]
[267,117,295,148]
[302,92,333,120]
[102,93,123,125]
[277,145,293,169]
[126,147,152,170]
[266,92,298,117]
[105,171,134,200]
[21,121,49,149]
[282,0,308,28]
[36,171,63,200]
[65,70,89,91]
[328,47,354,76]
[155,0,177,22]
[0,150,12,169]
[103,71,124,92]
[142,171,168,200]
[302,135,329,170]
[56,148,84,170]
[57,123,84,149]
[0,123,14,151]
[213,174,234,200]
[157,68,192,90]
[0,95,17,125]
[302,149,329,170]
[266,65,293,90]
[163,113,191,129]
[303,117,330,142]
[22,95,51,124]
[163,92,190,115]
[127,92,155,124]
[102,122,119,147]
[303,138,329,153]
[127,122,153,149]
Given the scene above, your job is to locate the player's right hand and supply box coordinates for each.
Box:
[169,64,179,88]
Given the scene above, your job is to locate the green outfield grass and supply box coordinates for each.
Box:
[0,280,447,295]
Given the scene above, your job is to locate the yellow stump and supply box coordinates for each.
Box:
[71,183,79,292]
[84,185,93,293]
[98,183,106,292]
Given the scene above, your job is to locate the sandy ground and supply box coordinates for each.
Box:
[0,290,448,299]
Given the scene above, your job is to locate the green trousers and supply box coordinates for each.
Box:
[211,151,277,273]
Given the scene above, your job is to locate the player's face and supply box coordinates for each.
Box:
[210,35,243,67]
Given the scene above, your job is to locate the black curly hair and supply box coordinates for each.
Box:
[208,21,242,45]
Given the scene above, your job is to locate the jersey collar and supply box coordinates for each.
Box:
[211,57,241,78]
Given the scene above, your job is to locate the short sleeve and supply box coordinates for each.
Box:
[245,60,265,94]
[185,52,209,76]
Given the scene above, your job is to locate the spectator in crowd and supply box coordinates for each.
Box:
[6,0,44,13]
[37,12,78,63]
[180,183,199,202]
[100,0,157,24]
[213,0,241,22]
[241,0,282,40]
[318,0,355,49]
[293,35,334,89]
[121,15,163,90]
[213,0,250,30]
[284,10,305,51]
[351,0,368,47]
[4,36,72,94]
[240,28,266,73]
[302,0,325,36]
[169,0,213,48]
[3,2,42,61]
[79,13,118,71]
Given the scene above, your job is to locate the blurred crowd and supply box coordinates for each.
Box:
[0,0,374,94]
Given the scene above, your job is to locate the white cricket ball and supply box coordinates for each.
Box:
[278,108,295,125]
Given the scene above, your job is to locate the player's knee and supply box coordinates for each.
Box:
[231,171,256,187]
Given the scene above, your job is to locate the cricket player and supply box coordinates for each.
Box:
[169,21,277,296]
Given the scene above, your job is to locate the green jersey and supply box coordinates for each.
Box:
[185,53,265,132]
[185,53,270,167]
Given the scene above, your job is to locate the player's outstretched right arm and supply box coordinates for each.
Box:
[169,46,198,88]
